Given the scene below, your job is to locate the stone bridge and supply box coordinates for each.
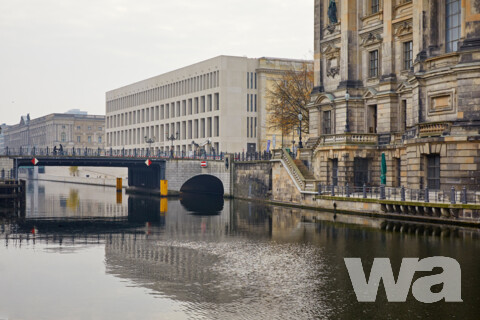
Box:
[1,154,234,197]
[165,155,233,196]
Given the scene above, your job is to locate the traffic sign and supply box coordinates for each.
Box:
[145,159,152,166]
[200,161,207,168]
[31,158,39,165]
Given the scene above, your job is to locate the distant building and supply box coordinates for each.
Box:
[105,55,312,155]
[3,112,105,152]
[0,123,7,150]
[65,109,88,115]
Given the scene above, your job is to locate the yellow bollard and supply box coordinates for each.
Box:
[160,180,168,197]
[116,192,122,204]
[160,198,168,215]
[116,178,122,192]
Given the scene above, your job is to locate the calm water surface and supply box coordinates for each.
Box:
[1,180,479,319]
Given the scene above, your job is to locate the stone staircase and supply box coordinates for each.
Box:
[272,149,318,193]
[293,159,316,180]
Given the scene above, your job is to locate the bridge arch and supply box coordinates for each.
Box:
[180,174,224,195]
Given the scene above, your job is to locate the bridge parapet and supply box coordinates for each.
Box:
[165,157,232,196]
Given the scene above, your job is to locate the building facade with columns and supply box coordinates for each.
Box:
[105,56,311,155]
[305,0,480,190]
[3,112,105,153]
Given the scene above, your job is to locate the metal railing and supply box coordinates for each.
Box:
[318,184,480,205]
[233,151,272,162]
[0,147,230,161]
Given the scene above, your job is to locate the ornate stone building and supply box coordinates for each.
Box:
[3,112,105,153]
[305,0,480,191]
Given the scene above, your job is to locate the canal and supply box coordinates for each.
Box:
[1,180,479,319]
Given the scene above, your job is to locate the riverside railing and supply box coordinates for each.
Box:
[317,184,480,205]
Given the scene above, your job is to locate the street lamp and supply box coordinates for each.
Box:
[166,132,179,147]
[166,132,179,157]
[298,113,303,149]
[344,91,350,133]
[144,136,156,156]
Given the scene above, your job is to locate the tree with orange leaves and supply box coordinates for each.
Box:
[266,62,313,148]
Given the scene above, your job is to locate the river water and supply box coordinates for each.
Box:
[1,180,479,319]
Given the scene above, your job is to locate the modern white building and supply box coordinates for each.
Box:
[105,55,311,155]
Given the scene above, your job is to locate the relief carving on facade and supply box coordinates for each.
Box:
[393,20,413,39]
[322,44,341,78]
[360,31,383,47]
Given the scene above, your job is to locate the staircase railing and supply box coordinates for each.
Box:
[272,148,318,192]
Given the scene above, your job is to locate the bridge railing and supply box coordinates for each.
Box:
[232,151,272,162]
[1,147,230,160]
[1,147,275,162]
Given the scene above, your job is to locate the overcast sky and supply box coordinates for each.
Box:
[0,0,313,126]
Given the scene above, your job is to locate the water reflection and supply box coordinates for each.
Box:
[1,180,480,319]
[180,192,224,215]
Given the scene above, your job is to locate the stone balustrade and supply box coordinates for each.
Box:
[418,122,451,137]
[319,133,378,145]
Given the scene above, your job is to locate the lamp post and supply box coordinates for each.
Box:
[298,113,303,149]
[166,132,179,157]
[344,91,350,133]
[144,136,155,156]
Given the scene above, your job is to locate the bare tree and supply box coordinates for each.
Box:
[266,62,313,145]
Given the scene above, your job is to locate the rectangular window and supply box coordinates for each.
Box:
[98,136,102,143]
[254,94,257,112]
[354,158,370,187]
[368,105,378,133]
[247,94,249,111]
[369,50,379,78]
[427,154,441,190]
[247,72,249,89]
[88,126,91,131]
[254,117,257,137]
[323,110,332,134]
[200,119,205,138]
[403,41,413,70]
[331,159,338,186]
[247,118,249,138]
[214,116,219,136]
[371,0,379,14]
[250,72,253,89]
[77,136,81,143]
[401,100,407,131]
[255,72,257,89]
[77,126,81,130]
[214,93,219,110]
[446,0,461,52]
[207,117,212,137]
[207,95,212,112]
[250,117,253,138]
[395,158,401,187]
[88,136,92,143]
[250,94,253,112]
